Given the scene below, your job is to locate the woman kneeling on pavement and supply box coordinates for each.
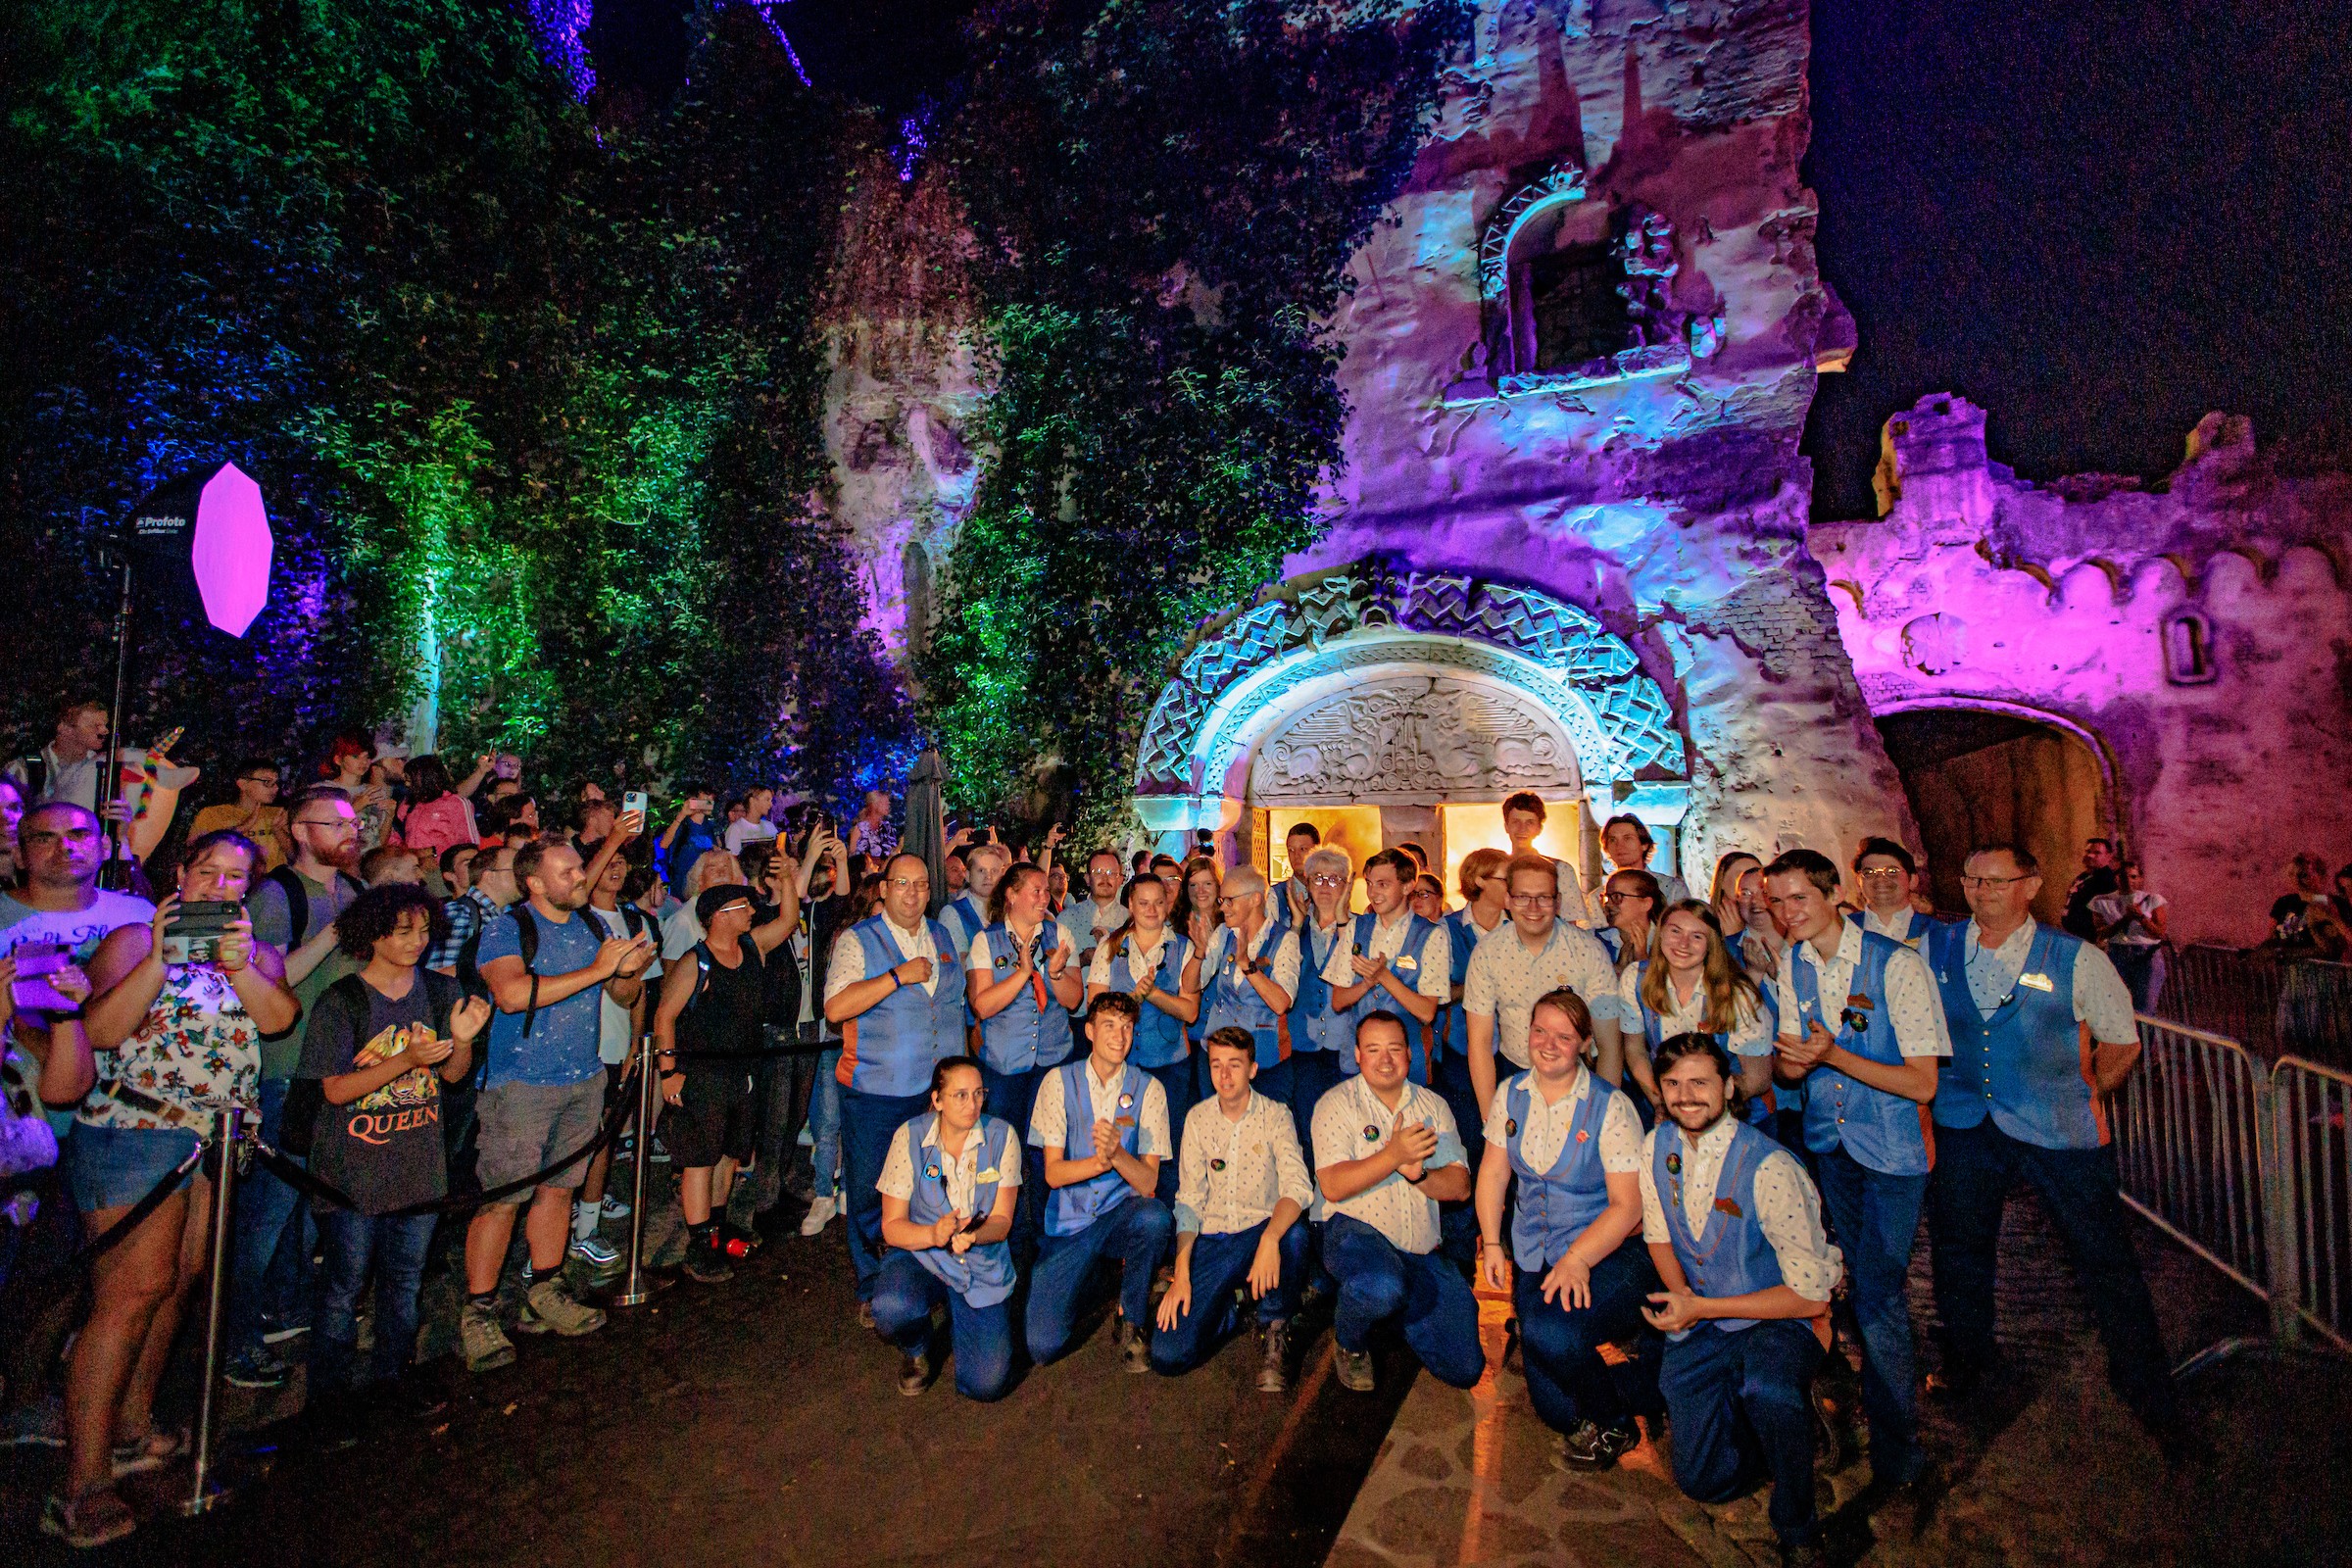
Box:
[298,883,491,1430]
[871,1055,1020,1401]
[54,829,297,1548]
[1474,988,1659,1470]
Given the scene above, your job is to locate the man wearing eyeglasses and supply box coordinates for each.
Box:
[1463,853,1621,1122]
[1198,867,1302,1108]
[824,852,967,1319]
[1847,838,1934,948]
[1921,844,2186,1457]
[1765,847,1949,1508]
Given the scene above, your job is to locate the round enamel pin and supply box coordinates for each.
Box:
[1118,1093,1134,1110]
[1363,1124,1381,1142]
[1505,1118,1518,1137]
[924,1164,941,1180]
[1209,1157,1227,1171]
[1666,1152,1683,1176]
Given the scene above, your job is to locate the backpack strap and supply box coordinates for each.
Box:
[267,865,312,947]
[513,906,543,1038]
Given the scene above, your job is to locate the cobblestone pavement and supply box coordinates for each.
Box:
[0,1152,1411,1568]
[1328,1192,2351,1568]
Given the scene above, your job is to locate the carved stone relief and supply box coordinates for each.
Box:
[1247,677,1582,805]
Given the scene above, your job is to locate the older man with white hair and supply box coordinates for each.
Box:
[1197,866,1302,1110]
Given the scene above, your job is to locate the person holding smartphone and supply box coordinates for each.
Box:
[53,830,295,1548]
[660,783,720,891]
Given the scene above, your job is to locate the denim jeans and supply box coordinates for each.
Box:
[1513,1242,1660,1434]
[1811,1144,1928,1482]
[1322,1213,1484,1389]
[871,1251,1014,1401]
[313,1207,438,1392]
[1928,1118,2180,1429]
[1148,1219,1308,1375]
[1659,1319,1826,1547]
[808,1048,843,1200]
[229,1075,317,1355]
[840,1085,931,1301]
[1025,1195,1175,1364]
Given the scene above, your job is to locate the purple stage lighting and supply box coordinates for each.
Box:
[126,461,274,637]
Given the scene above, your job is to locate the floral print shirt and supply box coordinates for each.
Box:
[79,963,262,1130]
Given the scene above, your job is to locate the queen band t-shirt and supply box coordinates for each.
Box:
[298,972,456,1215]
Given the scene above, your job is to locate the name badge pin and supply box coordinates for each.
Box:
[2018,971,2056,992]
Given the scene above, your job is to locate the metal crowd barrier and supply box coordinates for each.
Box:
[2112,1016,2351,1353]
[2152,944,2352,1070]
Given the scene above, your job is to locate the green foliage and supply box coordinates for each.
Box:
[0,0,910,804]
[922,0,1472,838]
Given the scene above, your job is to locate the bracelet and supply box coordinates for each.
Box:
[889,969,904,992]
[1481,1239,1506,1250]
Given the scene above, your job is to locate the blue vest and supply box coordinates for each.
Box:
[1502,1071,1617,1271]
[1927,921,2103,1150]
[1331,911,1442,1084]
[1440,907,1494,1060]
[1045,1059,1152,1237]
[1651,1119,1787,1334]
[835,916,964,1098]
[1725,929,1795,1115]
[902,1112,1018,1307]
[1103,930,1192,1068]
[1293,917,1351,1056]
[975,923,1074,1075]
[940,893,988,956]
[1847,907,1935,949]
[1788,930,1932,1177]
[1201,926,1292,1070]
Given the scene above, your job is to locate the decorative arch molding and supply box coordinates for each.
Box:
[1477,162,1588,304]
[1131,559,1685,827]
[1872,694,2122,839]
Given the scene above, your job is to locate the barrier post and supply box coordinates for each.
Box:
[2261,1068,2305,1348]
[180,1105,242,1516]
[610,1037,662,1308]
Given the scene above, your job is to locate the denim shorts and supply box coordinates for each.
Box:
[69,1122,206,1213]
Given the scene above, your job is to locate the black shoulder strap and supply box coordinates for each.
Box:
[512,906,543,1038]
[20,756,46,800]
[268,865,311,946]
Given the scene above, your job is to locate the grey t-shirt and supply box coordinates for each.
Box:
[0,889,155,1119]
[248,867,364,1079]
[297,972,453,1214]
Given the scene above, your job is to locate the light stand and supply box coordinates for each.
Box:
[97,545,135,892]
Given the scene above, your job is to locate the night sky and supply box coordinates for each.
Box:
[649,0,2352,518]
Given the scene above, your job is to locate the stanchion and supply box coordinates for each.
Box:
[180,1105,241,1516]
[607,1037,669,1308]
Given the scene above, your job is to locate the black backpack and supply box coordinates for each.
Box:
[265,864,364,948]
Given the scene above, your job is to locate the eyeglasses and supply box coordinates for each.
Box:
[1857,867,1908,882]
[238,774,279,788]
[1307,874,1348,887]
[1960,874,2034,889]
[1508,892,1557,906]
[294,816,355,833]
[1600,891,1648,906]
[1215,894,1254,906]
[885,876,927,891]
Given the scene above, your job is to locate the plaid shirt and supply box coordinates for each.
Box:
[430,887,498,972]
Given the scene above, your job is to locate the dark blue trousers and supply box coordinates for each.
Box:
[1283,1050,1347,1162]
[1812,1144,1929,1483]
[871,1251,1014,1401]
[1928,1117,2179,1427]
[1659,1318,1826,1548]
[1141,1056,1198,1206]
[1150,1219,1308,1374]
[979,1062,1051,1264]
[1024,1195,1175,1363]
[1323,1213,1484,1389]
[314,1208,437,1393]
[839,1086,931,1302]
[1513,1242,1659,1435]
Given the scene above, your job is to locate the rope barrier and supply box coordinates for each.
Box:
[16,1138,209,1303]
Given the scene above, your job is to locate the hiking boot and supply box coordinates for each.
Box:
[518,1278,606,1337]
[1555,1419,1641,1471]
[897,1351,933,1396]
[1256,1319,1291,1395]
[1334,1345,1376,1393]
[683,1236,735,1285]
[1119,1317,1151,1375]
[461,1300,516,1371]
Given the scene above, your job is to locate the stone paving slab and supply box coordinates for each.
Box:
[1328,1188,2350,1568]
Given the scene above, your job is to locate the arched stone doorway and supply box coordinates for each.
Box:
[1131,560,1691,887]
[1876,701,2115,921]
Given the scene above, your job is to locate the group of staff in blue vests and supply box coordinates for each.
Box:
[819,791,2183,1568]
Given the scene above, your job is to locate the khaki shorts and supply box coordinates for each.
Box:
[475,1075,608,1201]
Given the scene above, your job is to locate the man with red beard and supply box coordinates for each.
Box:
[231,785,369,1387]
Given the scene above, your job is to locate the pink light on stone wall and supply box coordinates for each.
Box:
[190,463,272,637]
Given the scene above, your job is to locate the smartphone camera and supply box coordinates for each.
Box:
[161,902,242,966]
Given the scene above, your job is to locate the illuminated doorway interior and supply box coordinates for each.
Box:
[1266,807,1379,913]
[1438,799,1584,909]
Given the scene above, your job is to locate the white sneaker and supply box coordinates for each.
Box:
[799,1196,837,1236]
[599,1196,632,1221]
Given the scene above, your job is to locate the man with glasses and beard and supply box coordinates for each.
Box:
[229,785,369,1388]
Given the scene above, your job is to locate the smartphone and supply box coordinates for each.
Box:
[161,902,241,965]
[9,941,76,1013]
[622,790,649,819]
